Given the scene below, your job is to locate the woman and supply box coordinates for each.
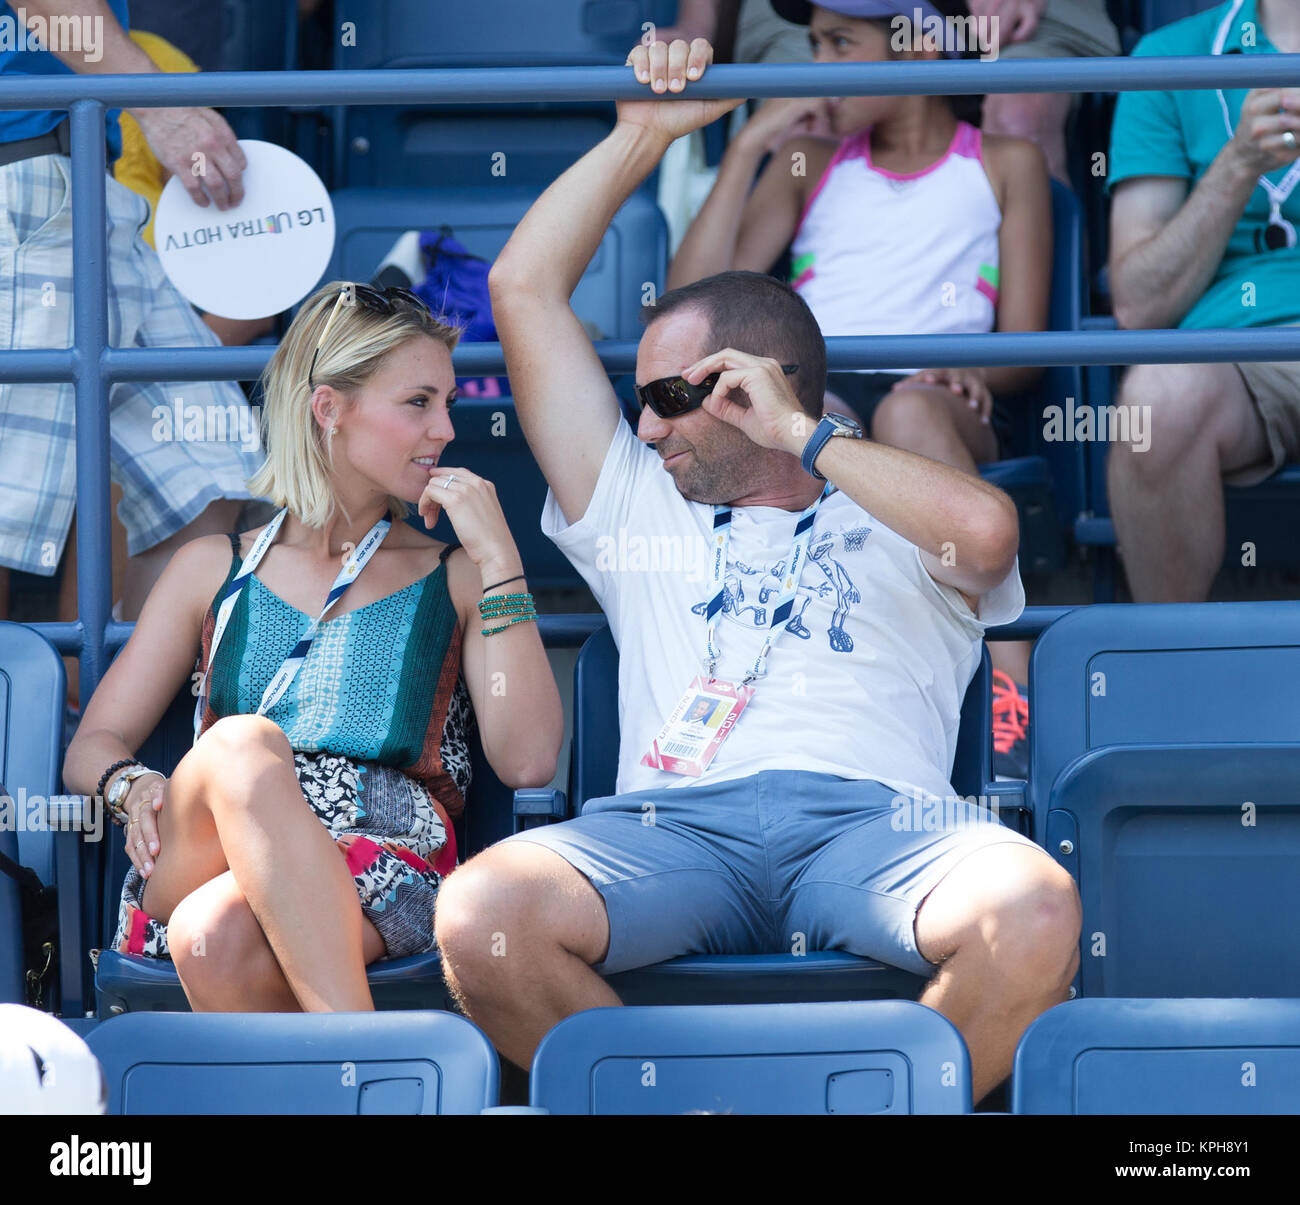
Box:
[64,281,564,1012]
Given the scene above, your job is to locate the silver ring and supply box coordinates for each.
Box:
[1285,130,1297,150]
[135,840,145,850]
[443,475,457,488]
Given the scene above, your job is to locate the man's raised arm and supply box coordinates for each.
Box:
[488,38,741,526]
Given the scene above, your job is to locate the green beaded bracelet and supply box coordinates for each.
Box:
[480,600,535,616]
[478,592,532,608]
[481,611,538,637]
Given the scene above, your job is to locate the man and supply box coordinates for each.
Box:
[0,0,259,621]
[435,37,1080,1104]
[969,0,1119,185]
[1107,0,1300,602]
[683,696,720,726]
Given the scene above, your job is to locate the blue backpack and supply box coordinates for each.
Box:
[414,227,507,398]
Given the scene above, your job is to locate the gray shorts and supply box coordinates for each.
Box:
[505,770,1040,977]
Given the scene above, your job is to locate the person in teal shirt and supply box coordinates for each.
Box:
[1105,0,1300,603]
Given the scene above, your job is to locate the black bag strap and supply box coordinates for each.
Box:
[0,845,45,897]
[0,781,49,897]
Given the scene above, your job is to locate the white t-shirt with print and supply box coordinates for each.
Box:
[542,418,1025,800]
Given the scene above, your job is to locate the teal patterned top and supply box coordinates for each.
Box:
[197,538,473,816]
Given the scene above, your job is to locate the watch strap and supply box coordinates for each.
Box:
[106,764,161,823]
[96,757,137,803]
[801,414,856,480]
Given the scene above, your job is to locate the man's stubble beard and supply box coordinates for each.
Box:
[669,430,774,505]
[672,454,745,506]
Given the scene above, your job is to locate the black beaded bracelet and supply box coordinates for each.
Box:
[95,757,137,802]
[482,573,526,595]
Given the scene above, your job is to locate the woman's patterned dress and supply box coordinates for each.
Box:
[113,534,474,961]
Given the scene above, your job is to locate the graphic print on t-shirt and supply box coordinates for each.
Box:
[542,416,1026,798]
[690,522,871,655]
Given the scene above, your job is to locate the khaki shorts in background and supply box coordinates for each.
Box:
[0,154,263,576]
[737,0,1119,64]
[997,0,1121,60]
[736,0,813,64]
[1229,359,1300,486]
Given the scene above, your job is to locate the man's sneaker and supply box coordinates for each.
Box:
[991,670,1029,780]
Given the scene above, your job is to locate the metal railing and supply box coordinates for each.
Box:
[2,55,1299,696]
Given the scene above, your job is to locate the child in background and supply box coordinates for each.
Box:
[668,1,1052,774]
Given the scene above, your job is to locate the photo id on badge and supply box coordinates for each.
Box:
[641,676,754,777]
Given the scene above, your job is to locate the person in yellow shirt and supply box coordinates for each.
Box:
[114,29,275,346]
[53,29,268,706]
[114,31,198,249]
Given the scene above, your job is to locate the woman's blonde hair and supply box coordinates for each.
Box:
[249,281,462,529]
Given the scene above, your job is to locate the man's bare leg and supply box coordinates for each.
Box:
[435,842,620,1069]
[121,497,244,619]
[1108,362,1270,602]
[983,91,1072,185]
[58,489,130,707]
[915,843,1081,1104]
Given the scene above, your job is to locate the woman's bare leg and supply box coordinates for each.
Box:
[869,385,998,474]
[141,713,375,1011]
[169,871,386,1012]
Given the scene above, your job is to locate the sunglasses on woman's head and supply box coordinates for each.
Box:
[308,283,431,389]
[634,363,799,419]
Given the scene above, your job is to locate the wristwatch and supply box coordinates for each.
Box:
[105,764,162,823]
[800,413,862,480]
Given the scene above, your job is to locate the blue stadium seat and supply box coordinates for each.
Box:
[979,180,1087,573]
[1137,0,1221,34]
[93,683,519,1017]
[324,186,667,590]
[1013,998,1300,1114]
[214,1,300,154]
[0,623,66,1006]
[1115,0,1219,53]
[332,0,676,188]
[218,0,297,70]
[336,104,620,193]
[0,821,22,1005]
[327,186,666,341]
[554,623,1021,1005]
[1069,90,1115,309]
[1029,601,1300,997]
[1073,341,1300,598]
[531,1000,972,1114]
[336,0,677,68]
[87,1010,498,1114]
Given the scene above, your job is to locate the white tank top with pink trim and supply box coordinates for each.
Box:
[790,121,1001,372]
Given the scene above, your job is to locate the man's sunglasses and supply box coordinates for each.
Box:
[634,363,799,418]
[308,283,430,389]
